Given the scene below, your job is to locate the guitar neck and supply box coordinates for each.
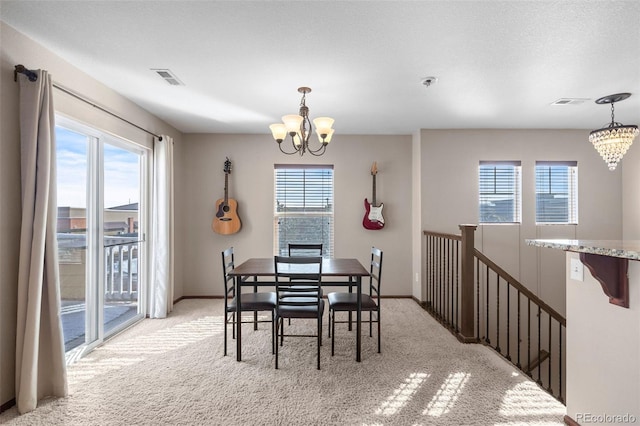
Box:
[372,174,377,206]
[224,173,229,204]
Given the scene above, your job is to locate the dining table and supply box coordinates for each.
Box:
[227,257,370,362]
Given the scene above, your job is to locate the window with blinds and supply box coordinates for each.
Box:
[535,161,578,224]
[479,161,522,223]
[274,165,334,257]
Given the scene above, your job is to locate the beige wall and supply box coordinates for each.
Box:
[419,129,623,315]
[0,22,22,412]
[179,133,414,297]
[623,132,640,239]
[565,252,640,421]
[0,22,182,408]
[411,131,422,298]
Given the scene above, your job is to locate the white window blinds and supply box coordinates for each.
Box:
[479,161,522,223]
[274,165,334,257]
[535,161,578,224]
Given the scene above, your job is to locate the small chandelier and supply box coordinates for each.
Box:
[269,87,335,156]
[589,93,639,171]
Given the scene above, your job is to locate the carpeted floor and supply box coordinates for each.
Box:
[0,298,566,425]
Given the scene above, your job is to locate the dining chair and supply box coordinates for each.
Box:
[288,243,323,257]
[327,247,383,356]
[274,255,324,370]
[221,247,277,357]
[284,243,324,325]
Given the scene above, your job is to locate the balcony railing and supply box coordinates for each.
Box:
[104,241,138,301]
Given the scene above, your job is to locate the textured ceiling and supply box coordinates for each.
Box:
[2,0,639,135]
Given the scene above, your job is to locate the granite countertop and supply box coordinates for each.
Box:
[525,239,640,260]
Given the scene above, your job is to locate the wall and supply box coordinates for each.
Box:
[565,252,640,423]
[0,22,182,408]
[419,129,623,315]
[411,131,422,299]
[622,131,640,239]
[178,133,413,297]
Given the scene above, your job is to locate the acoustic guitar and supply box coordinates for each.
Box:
[212,157,241,235]
[363,162,385,230]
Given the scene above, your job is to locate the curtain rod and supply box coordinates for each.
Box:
[14,64,162,140]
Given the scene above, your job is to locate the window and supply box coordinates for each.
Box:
[274,165,334,257]
[479,161,522,223]
[535,161,578,224]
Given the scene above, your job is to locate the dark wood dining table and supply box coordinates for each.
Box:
[227,257,370,362]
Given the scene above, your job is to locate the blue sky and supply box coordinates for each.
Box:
[56,126,140,208]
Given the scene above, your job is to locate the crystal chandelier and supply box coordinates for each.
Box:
[588,93,639,171]
[269,87,335,156]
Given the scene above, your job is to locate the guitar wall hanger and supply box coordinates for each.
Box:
[363,161,385,230]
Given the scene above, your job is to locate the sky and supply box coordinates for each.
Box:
[56,126,140,208]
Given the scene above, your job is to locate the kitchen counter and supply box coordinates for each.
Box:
[525,239,640,260]
[526,238,640,308]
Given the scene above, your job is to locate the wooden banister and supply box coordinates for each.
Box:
[459,225,477,342]
[474,249,566,326]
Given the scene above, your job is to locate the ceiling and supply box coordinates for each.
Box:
[2,1,640,136]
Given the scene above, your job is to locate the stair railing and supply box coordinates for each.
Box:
[423,225,566,403]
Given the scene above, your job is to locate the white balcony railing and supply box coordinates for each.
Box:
[104,241,138,302]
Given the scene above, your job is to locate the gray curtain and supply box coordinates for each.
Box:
[16,70,68,414]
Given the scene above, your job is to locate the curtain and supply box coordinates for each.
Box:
[150,135,174,318]
[15,70,68,413]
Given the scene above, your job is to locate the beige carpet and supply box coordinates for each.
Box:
[0,298,565,425]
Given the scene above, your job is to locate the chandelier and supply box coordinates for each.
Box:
[589,93,639,171]
[269,87,335,156]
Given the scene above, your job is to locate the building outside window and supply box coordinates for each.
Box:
[274,165,334,257]
[479,161,522,224]
[535,161,578,224]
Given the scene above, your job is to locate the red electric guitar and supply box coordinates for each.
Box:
[363,162,385,230]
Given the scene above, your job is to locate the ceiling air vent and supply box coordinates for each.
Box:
[551,98,590,106]
[151,69,184,86]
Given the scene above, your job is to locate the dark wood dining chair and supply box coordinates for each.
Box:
[286,244,323,292]
[274,255,324,370]
[284,243,324,325]
[221,247,277,357]
[327,247,383,356]
[288,243,323,257]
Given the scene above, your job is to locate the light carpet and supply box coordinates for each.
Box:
[0,298,566,425]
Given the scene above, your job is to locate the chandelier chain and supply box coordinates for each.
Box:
[611,103,615,126]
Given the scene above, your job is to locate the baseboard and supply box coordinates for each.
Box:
[0,398,16,414]
[178,295,223,299]
[174,295,222,303]
[564,415,580,426]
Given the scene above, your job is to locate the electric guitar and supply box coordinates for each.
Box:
[212,158,241,235]
[363,162,385,230]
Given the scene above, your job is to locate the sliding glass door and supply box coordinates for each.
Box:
[55,116,148,357]
[56,125,90,352]
[102,142,145,335]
